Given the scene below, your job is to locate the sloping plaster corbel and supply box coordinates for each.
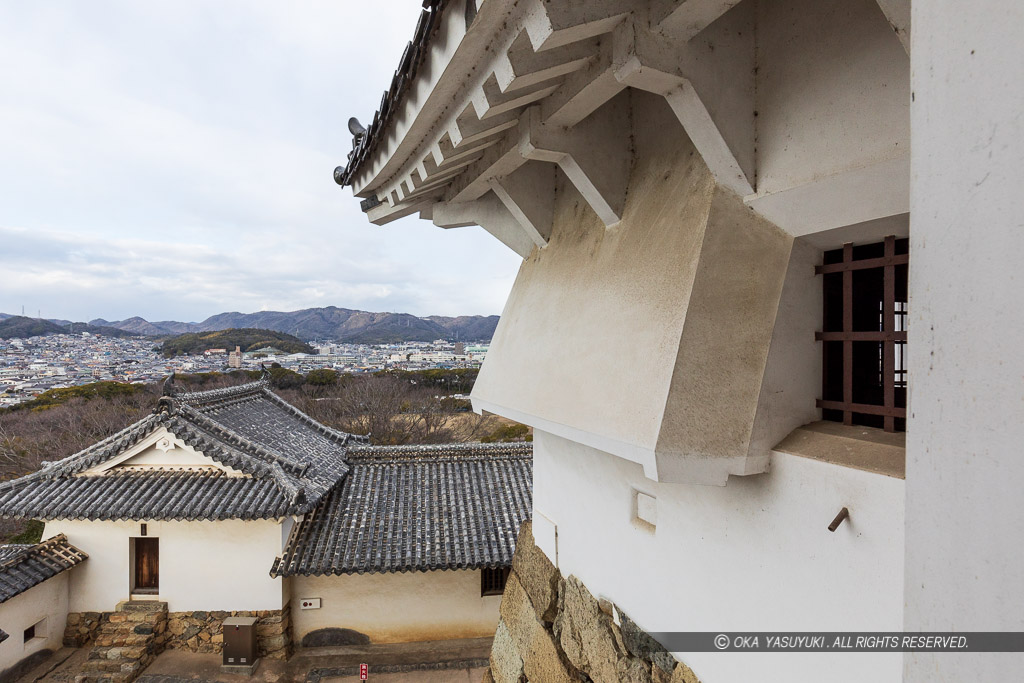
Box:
[519,100,631,226]
[489,162,557,247]
[432,194,536,258]
[612,12,756,196]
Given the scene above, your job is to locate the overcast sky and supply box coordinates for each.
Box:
[0,1,522,323]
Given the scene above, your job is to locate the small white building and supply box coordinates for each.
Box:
[0,378,531,673]
[0,535,88,679]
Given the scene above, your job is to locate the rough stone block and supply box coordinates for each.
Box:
[256,622,283,637]
[619,610,677,676]
[500,572,577,681]
[670,661,702,683]
[490,621,526,683]
[555,576,651,683]
[510,520,561,624]
[121,646,145,659]
[260,634,286,651]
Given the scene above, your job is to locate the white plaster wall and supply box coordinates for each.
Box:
[746,0,910,235]
[474,93,792,484]
[755,0,909,196]
[904,1,1024,680]
[0,572,68,674]
[745,238,822,460]
[532,429,904,683]
[473,94,714,473]
[291,569,501,644]
[44,519,285,612]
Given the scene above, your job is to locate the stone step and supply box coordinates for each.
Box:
[81,603,167,683]
[81,657,125,673]
[116,600,168,613]
[75,673,135,683]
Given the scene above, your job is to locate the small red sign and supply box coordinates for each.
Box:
[360,663,368,680]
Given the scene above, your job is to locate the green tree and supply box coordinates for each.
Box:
[306,369,339,386]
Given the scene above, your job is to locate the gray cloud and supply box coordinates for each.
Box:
[0,1,521,322]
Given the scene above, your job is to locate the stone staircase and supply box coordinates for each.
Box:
[75,601,168,683]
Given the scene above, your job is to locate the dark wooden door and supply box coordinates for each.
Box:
[134,538,159,591]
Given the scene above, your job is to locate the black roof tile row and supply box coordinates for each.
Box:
[0,379,355,521]
[335,0,451,187]
[271,442,532,577]
[0,534,87,603]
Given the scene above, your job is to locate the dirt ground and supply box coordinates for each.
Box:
[22,638,492,683]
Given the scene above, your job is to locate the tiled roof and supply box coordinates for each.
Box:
[0,544,30,564]
[271,441,532,577]
[335,0,452,187]
[0,469,295,522]
[0,379,362,521]
[0,534,87,603]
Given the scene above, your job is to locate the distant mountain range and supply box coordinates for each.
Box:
[0,315,141,340]
[8,306,501,344]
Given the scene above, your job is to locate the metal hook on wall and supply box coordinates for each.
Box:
[828,507,850,532]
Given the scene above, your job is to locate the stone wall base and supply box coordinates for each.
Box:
[65,603,292,661]
[165,604,292,660]
[65,612,106,648]
[485,521,701,683]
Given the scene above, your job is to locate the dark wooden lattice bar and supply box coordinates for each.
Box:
[816,236,909,432]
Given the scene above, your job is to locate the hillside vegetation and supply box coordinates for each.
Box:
[0,316,140,340]
[160,328,315,357]
[92,306,499,343]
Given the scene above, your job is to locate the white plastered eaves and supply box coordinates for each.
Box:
[357,0,750,243]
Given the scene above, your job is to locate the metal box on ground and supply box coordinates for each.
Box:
[222,616,258,667]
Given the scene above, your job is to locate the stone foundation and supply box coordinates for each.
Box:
[486,521,701,683]
[65,603,292,661]
[165,604,292,660]
[77,601,168,683]
[64,611,106,647]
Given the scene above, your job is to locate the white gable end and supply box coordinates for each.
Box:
[82,427,246,476]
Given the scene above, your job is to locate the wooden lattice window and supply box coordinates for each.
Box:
[816,236,909,432]
[481,566,511,596]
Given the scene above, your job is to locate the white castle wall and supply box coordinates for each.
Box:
[532,429,905,683]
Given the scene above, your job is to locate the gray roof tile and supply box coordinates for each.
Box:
[271,442,532,577]
[336,0,450,187]
[0,534,87,603]
[0,379,358,521]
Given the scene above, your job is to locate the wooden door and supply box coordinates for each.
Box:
[134,538,159,592]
